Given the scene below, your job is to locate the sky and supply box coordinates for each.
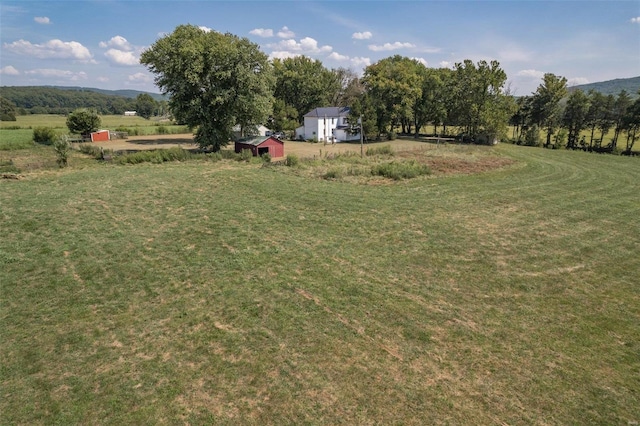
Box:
[1,0,639,96]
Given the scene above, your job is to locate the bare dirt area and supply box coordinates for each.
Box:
[90,133,199,151]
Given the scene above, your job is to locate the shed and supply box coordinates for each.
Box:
[90,130,111,142]
[234,136,284,158]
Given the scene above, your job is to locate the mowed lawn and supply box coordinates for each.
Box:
[1,143,639,424]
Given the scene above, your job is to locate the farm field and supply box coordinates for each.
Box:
[1,139,639,424]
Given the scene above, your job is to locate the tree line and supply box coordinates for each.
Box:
[511,74,640,154]
[141,25,639,153]
[0,86,167,119]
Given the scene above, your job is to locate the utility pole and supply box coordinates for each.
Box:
[360,115,364,158]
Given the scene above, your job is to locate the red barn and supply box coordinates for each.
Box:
[234,136,284,158]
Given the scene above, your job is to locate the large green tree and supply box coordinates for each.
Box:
[563,89,591,149]
[531,73,568,147]
[611,90,632,149]
[362,55,423,137]
[273,56,340,123]
[135,93,157,119]
[448,60,510,142]
[140,25,274,150]
[66,108,101,135]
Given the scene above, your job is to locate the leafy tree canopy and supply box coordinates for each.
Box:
[1,96,17,121]
[140,25,274,151]
[66,108,101,135]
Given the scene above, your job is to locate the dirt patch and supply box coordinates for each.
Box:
[396,150,516,175]
[90,133,198,152]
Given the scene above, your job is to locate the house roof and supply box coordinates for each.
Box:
[304,107,351,118]
[235,136,283,146]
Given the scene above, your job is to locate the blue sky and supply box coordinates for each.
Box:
[1,0,639,96]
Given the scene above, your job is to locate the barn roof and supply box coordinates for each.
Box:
[235,136,282,146]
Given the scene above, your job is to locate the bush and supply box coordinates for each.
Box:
[371,160,431,180]
[114,147,193,165]
[285,154,299,167]
[323,168,342,180]
[366,145,393,156]
[261,152,271,163]
[523,125,542,147]
[33,127,58,145]
[156,125,168,135]
[53,136,72,167]
[387,131,397,141]
[239,149,253,162]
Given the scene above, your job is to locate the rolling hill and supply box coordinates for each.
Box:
[569,76,640,97]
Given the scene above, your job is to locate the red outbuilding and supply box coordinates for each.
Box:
[90,130,111,142]
[234,136,284,158]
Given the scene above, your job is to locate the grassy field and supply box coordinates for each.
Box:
[1,138,639,424]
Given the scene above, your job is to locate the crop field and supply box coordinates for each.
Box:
[1,130,639,424]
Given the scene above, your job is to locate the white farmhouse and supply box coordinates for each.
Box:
[295,107,360,143]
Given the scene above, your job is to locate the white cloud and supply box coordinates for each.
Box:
[439,61,453,68]
[351,57,371,68]
[631,17,640,23]
[326,52,371,69]
[25,68,88,81]
[99,35,133,51]
[250,28,274,38]
[328,52,350,61]
[199,26,213,33]
[96,76,109,83]
[128,72,152,84]
[517,69,545,79]
[3,39,93,62]
[411,57,428,67]
[300,37,331,53]
[568,77,589,86]
[270,51,301,60]
[0,65,20,75]
[277,26,295,38]
[104,49,139,66]
[368,41,415,52]
[352,31,372,40]
[34,16,50,24]
[267,37,332,55]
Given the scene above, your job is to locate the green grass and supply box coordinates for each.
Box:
[1,144,639,424]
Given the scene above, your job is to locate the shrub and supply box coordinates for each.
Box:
[285,154,299,167]
[387,131,397,141]
[553,129,567,149]
[113,147,193,165]
[366,145,393,156]
[239,149,253,162]
[33,127,57,145]
[523,125,542,147]
[261,152,272,163]
[323,168,342,179]
[156,125,168,135]
[371,160,431,180]
[53,136,72,167]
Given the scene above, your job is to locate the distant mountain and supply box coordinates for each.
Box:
[569,76,640,97]
[47,86,168,101]
[0,86,166,115]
